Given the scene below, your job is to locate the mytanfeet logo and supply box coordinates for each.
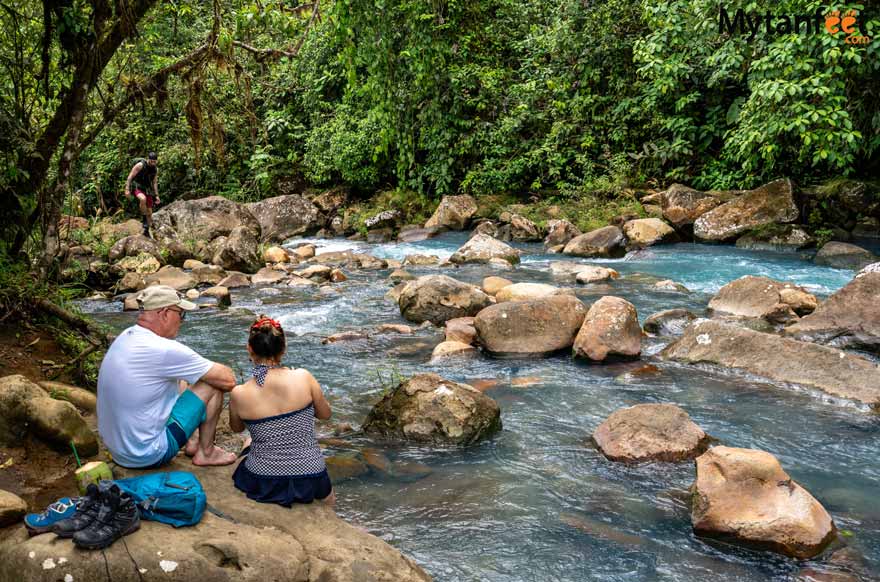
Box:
[719,6,872,44]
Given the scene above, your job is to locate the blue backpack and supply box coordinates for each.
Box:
[114,471,206,527]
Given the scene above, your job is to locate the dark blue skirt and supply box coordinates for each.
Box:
[233,455,332,507]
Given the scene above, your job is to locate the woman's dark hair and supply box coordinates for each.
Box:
[249,315,285,359]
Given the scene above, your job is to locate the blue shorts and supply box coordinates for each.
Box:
[149,390,207,468]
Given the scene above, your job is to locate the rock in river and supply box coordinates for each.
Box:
[693,178,799,242]
[573,296,642,362]
[592,404,710,463]
[474,295,587,356]
[662,319,880,408]
[246,194,322,243]
[643,308,697,336]
[785,271,880,354]
[622,218,678,248]
[494,282,572,303]
[424,194,478,230]
[691,446,836,559]
[708,276,817,323]
[398,275,492,325]
[813,241,878,270]
[562,226,626,258]
[362,373,501,445]
[449,233,521,265]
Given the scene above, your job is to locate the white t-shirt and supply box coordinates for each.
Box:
[97,325,213,467]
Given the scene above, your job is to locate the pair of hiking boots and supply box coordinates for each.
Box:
[49,482,140,550]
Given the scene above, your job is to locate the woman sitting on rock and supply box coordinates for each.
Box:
[229,315,334,507]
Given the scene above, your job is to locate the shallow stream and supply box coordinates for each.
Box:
[78,234,879,581]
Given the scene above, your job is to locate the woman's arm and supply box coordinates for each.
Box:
[228,387,246,433]
[304,370,331,420]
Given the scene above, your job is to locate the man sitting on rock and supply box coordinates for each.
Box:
[98,285,237,468]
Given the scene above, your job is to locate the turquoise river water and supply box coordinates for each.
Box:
[78,233,879,581]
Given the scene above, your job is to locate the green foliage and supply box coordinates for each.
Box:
[345,189,436,234]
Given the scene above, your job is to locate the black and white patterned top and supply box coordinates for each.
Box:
[242,404,326,477]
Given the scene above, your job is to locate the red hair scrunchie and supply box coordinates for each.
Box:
[251,316,282,331]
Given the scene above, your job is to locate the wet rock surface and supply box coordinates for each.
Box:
[573,296,642,362]
[691,446,836,559]
[592,404,710,462]
[475,295,587,356]
[694,179,799,242]
[450,233,521,265]
[362,373,501,445]
[398,275,492,325]
[708,276,817,323]
[562,226,626,258]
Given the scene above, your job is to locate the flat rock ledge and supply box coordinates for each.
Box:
[592,403,710,463]
[0,459,431,582]
[692,446,836,559]
[662,319,880,409]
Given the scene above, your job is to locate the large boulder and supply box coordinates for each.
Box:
[212,226,261,273]
[494,282,572,303]
[0,375,97,455]
[162,240,195,267]
[192,264,226,285]
[562,226,626,258]
[661,184,724,230]
[0,459,431,582]
[499,212,541,242]
[735,225,814,252]
[449,233,521,265]
[250,267,287,285]
[108,235,162,263]
[785,272,880,353]
[622,218,678,248]
[144,266,197,291]
[398,275,492,325]
[425,195,478,230]
[662,319,880,407]
[573,296,642,362]
[38,381,97,412]
[813,242,878,270]
[245,194,321,243]
[708,276,817,323]
[362,373,501,445]
[474,295,587,356]
[592,404,710,463]
[691,446,836,559]
[153,196,260,243]
[694,179,799,241]
[544,219,581,249]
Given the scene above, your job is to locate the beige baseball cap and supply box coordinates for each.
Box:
[136,285,198,311]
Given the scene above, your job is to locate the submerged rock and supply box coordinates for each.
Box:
[474,295,587,356]
[362,373,501,445]
[785,272,880,354]
[735,225,814,252]
[653,279,689,293]
[643,308,697,336]
[449,233,521,265]
[573,296,642,362]
[694,178,799,242]
[549,261,618,283]
[398,275,492,325]
[425,194,478,230]
[576,267,620,285]
[813,242,878,270]
[662,319,880,407]
[389,269,416,283]
[708,276,817,323]
[562,226,626,258]
[429,341,478,363]
[691,446,836,559]
[403,254,440,266]
[593,404,710,463]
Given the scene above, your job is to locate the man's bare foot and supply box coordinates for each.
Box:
[184,434,199,457]
[192,445,237,466]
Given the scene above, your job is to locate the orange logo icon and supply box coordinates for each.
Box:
[825,9,871,44]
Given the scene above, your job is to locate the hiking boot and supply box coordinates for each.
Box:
[73,484,140,550]
[51,484,103,538]
[24,496,79,536]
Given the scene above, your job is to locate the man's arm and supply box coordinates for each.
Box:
[199,362,236,392]
[152,173,159,203]
[124,162,143,196]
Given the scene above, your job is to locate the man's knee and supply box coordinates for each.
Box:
[188,381,221,406]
